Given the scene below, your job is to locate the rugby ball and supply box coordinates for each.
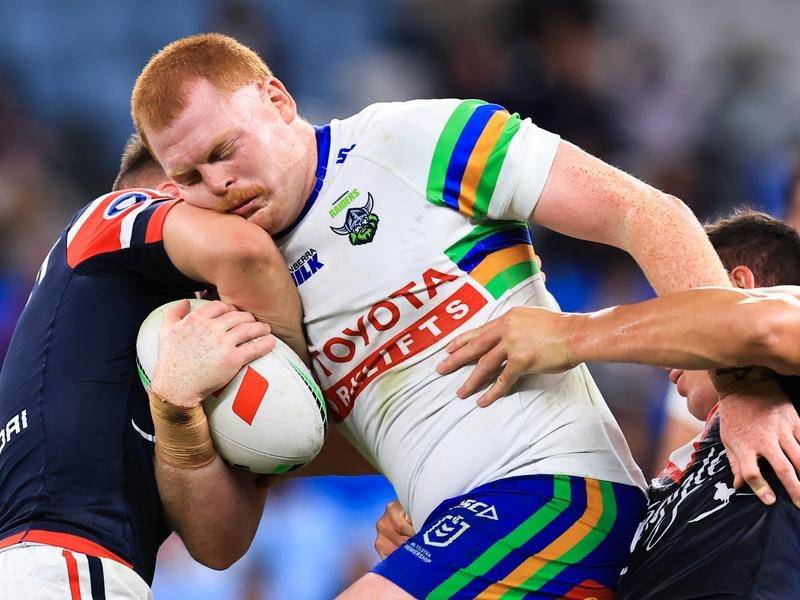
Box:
[136,299,326,474]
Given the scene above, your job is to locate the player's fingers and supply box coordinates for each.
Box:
[738,452,776,505]
[777,436,800,507]
[445,327,483,354]
[728,452,743,490]
[233,333,276,365]
[162,299,190,328]
[389,507,415,538]
[193,299,236,319]
[216,310,257,331]
[445,320,502,354]
[438,331,500,376]
[375,535,404,560]
[457,345,507,398]
[230,322,273,346]
[477,362,522,408]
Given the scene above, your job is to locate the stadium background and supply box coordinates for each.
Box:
[2,0,800,597]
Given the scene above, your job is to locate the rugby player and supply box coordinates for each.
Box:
[131,33,735,598]
[377,210,800,597]
[0,134,303,598]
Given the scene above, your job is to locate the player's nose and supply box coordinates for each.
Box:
[200,164,234,196]
[668,369,683,385]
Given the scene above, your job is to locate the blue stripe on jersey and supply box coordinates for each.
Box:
[274,125,331,240]
[442,103,504,211]
[455,226,533,273]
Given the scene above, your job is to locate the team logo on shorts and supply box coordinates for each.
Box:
[330,192,379,245]
[422,514,470,547]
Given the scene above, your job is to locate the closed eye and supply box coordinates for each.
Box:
[209,141,235,163]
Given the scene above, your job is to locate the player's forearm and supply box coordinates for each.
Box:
[163,205,309,365]
[567,288,800,374]
[156,455,272,570]
[213,243,309,365]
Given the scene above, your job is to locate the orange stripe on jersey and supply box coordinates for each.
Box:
[145,199,181,244]
[457,111,509,217]
[62,550,83,600]
[470,244,535,286]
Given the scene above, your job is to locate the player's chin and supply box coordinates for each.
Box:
[245,205,275,232]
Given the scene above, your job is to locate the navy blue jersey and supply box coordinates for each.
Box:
[617,376,800,599]
[0,189,201,584]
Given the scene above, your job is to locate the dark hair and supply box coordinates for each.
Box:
[112,133,165,191]
[705,208,800,287]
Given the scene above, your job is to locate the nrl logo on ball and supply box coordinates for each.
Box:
[330,192,379,245]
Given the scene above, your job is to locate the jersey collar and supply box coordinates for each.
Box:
[274,124,331,240]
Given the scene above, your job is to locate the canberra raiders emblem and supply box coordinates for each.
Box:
[330,192,379,245]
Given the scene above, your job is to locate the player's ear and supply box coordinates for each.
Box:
[157,180,181,199]
[258,78,297,124]
[729,265,756,289]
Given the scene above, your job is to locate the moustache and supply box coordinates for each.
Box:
[220,185,267,213]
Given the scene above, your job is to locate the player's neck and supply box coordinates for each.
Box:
[296,119,319,201]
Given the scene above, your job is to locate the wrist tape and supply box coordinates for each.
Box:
[148,391,216,469]
[708,366,776,400]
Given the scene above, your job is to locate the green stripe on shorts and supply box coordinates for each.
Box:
[426,474,572,600]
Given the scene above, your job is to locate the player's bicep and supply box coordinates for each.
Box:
[529,140,660,248]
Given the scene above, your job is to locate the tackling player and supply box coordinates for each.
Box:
[376,210,800,598]
[131,33,735,598]
[0,134,304,598]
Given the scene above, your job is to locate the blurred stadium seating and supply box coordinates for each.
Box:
[3,0,800,597]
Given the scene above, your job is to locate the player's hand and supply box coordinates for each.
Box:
[150,299,275,408]
[436,306,577,407]
[375,501,414,559]
[719,379,800,507]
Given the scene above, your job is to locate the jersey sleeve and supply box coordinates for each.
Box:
[362,99,560,221]
[65,188,179,268]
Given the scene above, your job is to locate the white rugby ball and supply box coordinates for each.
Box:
[136,299,326,474]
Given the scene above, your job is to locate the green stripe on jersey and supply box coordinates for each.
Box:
[426,99,485,209]
[444,220,523,264]
[471,114,521,219]
[485,260,537,300]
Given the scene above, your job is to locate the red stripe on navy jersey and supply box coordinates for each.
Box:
[145,200,180,244]
[66,189,172,268]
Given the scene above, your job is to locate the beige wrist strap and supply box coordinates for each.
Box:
[148,391,216,469]
[708,366,776,400]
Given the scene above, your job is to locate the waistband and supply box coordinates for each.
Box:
[0,529,134,570]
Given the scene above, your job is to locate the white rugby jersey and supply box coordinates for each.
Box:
[276,99,646,527]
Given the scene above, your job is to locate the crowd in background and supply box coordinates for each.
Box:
[2,1,800,597]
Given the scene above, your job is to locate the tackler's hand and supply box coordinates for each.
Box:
[436,306,578,407]
[719,379,800,508]
[150,299,274,408]
[375,501,414,559]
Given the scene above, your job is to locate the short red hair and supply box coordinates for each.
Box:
[131,33,272,139]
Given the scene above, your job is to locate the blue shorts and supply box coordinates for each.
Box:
[373,474,645,599]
